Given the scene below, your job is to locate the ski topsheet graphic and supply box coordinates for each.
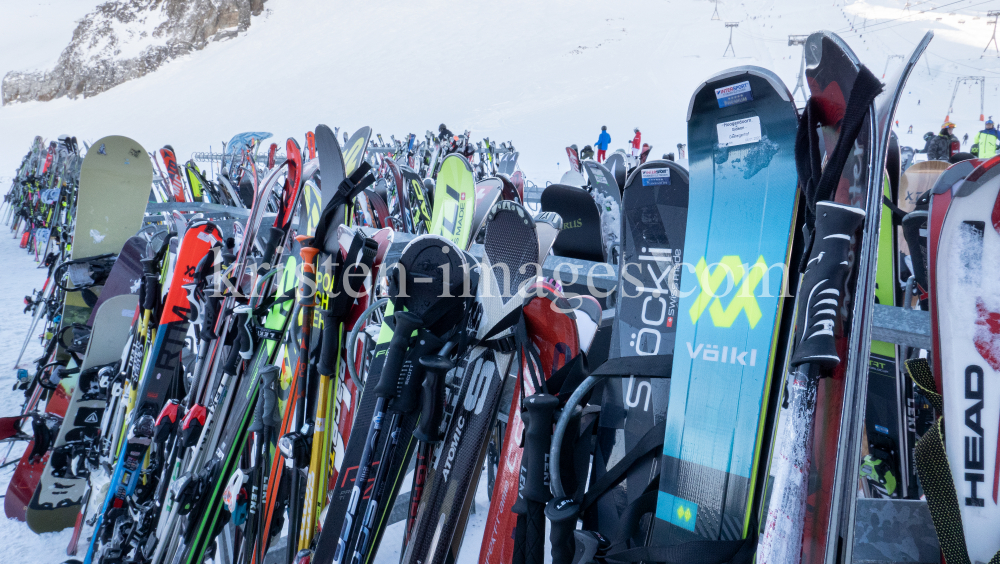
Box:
[73,136,152,260]
[933,157,1000,564]
[655,67,798,544]
[588,159,689,547]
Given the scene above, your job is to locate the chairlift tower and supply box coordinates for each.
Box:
[724,22,739,57]
[945,76,987,122]
[881,54,904,78]
[985,11,1000,57]
[711,0,721,20]
[788,35,809,107]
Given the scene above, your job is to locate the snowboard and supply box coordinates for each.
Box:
[6,139,151,522]
[583,160,622,265]
[24,236,145,533]
[86,237,145,327]
[605,153,627,193]
[932,157,1000,564]
[541,184,605,263]
[26,293,139,533]
[586,159,689,546]
[72,136,152,260]
[654,66,798,545]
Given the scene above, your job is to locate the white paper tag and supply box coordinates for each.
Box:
[716,117,761,147]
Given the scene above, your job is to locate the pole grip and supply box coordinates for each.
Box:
[372,311,423,399]
[790,201,867,369]
[413,355,453,442]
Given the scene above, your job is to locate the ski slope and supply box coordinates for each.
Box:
[1,1,999,563]
[1,0,999,187]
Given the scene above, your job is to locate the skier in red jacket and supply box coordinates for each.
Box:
[631,128,642,159]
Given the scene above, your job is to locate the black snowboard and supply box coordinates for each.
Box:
[605,152,627,194]
[541,183,605,262]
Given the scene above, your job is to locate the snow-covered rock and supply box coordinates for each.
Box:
[2,0,266,105]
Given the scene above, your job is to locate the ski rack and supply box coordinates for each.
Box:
[853,498,938,563]
[870,304,930,349]
[142,202,277,246]
[380,232,930,344]
[190,151,284,165]
[190,145,516,164]
[144,202,254,221]
[379,231,617,293]
[121,216,941,560]
[378,231,939,562]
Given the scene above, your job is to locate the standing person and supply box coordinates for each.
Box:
[631,128,642,159]
[922,121,957,161]
[595,126,611,163]
[438,123,454,142]
[972,118,999,158]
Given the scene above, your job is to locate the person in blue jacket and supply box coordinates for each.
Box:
[595,126,611,163]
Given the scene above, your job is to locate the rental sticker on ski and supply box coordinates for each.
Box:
[593,169,609,185]
[641,168,671,186]
[716,117,761,148]
[714,80,753,108]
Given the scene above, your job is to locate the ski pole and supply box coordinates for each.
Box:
[330,310,425,564]
[349,330,445,564]
[404,352,454,545]
[299,298,344,552]
[280,237,321,564]
[243,364,282,564]
[512,391,559,564]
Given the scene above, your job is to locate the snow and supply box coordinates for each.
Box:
[0,225,70,563]
[0,0,999,561]
[0,1,93,77]
[2,0,999,190]
[88,6,170,63]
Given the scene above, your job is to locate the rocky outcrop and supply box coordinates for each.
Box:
[2,0,266,105]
